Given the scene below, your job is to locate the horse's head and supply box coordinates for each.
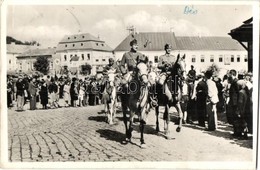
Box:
[106,69,117,86]
[136,62,149,85]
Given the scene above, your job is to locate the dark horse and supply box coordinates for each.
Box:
[151,55,185,139]
[120,61,150,148]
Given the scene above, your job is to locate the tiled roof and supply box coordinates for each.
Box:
[7,44,37,54]
[59,33,103,43]
[114,32,178,51]
[17,47,56,58]
[114,32,245,51]
[176,36,245,51]
[56,33,113,52]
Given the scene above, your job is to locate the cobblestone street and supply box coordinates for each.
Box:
[8,102,253,162]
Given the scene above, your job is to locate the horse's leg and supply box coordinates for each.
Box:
[128,110,134,141]
[121,94,130,143]
[139,120,146,148]
[155,106,160,132]
[105,103,110,123]
[164,104,171,139]
[108,102,114,125]
[175,102,183,132]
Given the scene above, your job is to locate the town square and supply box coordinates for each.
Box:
[1,2,258,169]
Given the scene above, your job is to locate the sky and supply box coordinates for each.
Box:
[6,4,252,49]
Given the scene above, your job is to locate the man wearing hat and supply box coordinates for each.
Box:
[157,43,180,102]
[103,58,119,74]
[120,39,143,75]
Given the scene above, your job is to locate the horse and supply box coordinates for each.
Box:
[120,58,150,148]
[101,69,120,124]
[150,54,185,139]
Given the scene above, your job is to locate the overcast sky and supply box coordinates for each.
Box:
[7,5,252,48]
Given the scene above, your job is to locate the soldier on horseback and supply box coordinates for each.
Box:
[119,39,150,147]
[154,43,184,138]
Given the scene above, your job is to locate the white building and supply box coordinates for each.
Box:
[114,32,247,77]
[56,33,113,75]
[16,47,58,74]
[7,43,36,73]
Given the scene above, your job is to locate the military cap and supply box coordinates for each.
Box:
[130,39,138,46]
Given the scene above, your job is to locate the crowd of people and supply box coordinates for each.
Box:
[7,74,105,111]
[180,67,253,139]
[6,40,254,140]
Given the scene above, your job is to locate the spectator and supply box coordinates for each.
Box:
[16,76,25,111]
[233,80,249,139]
[205,70,219,131]
[193,74,208,127]
[187,65,196,83]
[63,80,71,107]
[49,78,59,108]
[70,77,79,107]
[39,80,48,109]
[58,78,64,99]
[227,69,239,125]
[28,78,37,110]
[7,77,13,108]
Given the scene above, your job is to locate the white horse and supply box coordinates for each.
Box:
[102,69,119,125]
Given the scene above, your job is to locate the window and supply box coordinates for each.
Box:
[96,43,99,46]
[96,59,99,62]
[102,59,106,62]
[68,37,70,40]
[64,55,67,61]
[101,44,104,46]
[210,55,214,62]
[244,55,248,62]
[81,43,83,46]
[9,60,11,64]
[74,36,76,39]
[154,56,158,63]
[237,55,240,62]
[28,63,30,70]
[82,54,84,60]
[231,55,234,62]
[73,44,75,47]
[82,36,85,38]
[191,55,196,63]
[87,54,90,60]
[219,56,223,62]
[65,44,67,47]
[20,63,22,69]
[200,55,205,62]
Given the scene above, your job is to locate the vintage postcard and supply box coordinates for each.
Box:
[1,0,259,169]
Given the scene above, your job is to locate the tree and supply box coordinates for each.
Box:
[33,56,50,75]
[6,36,40,46]
[81,63,92,75]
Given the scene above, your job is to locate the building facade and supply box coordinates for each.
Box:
[56,33,113,75]
[114,32,247,77]
[7,43,37,73]
[16,47,58,74]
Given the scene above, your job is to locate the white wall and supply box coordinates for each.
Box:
[58,50,113,75]
[7,53,18,72]
[115,50,247,78]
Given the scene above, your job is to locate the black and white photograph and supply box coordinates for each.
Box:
[1,0,259,169]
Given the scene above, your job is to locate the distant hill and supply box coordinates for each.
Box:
[6,36,40,46]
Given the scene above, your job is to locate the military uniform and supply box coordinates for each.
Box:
[120,50,144,74]
[157,53,180,102]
